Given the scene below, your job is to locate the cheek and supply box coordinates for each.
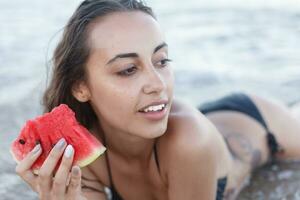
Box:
[88,69,174,135]
[89,79,138,124]
[164,68,174,94]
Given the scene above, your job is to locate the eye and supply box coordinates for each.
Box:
[156,58,172,68]
[117,65,137,76]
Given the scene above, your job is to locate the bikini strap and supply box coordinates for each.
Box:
[102,133,115,189]
[103,133,161,199]
[104,138,161,182]
[154,140,161,174]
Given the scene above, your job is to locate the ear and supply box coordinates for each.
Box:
[71,81,91,102]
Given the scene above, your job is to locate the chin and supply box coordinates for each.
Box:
[132,112,169,139]
[143,122,168,139]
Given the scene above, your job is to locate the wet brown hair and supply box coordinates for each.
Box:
[43,0,155,129]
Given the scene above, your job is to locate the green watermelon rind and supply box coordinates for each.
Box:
[77,145,106,167]
[10,139,106,175]
[9,104,107,175]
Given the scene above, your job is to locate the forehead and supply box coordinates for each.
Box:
[87,11,165,55]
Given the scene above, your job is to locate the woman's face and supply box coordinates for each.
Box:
[77,11,174,139]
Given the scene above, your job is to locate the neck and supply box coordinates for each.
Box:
[94,121,156,165]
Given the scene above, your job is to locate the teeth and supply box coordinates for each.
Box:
[143,104,165,113]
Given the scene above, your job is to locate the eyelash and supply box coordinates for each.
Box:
[158,58,172,67]
[117,59,172,77]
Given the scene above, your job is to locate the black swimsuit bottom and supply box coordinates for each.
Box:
[105,92,282,200]
[197,92,283,200]
[198,92,283,157]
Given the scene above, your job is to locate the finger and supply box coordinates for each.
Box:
[67,165,82,199]
[38,138,67,195]
[66,172,72,186]
[52,144,74,195]
[15,144,42,191]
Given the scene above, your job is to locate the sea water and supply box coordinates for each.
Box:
[0,0,299,199]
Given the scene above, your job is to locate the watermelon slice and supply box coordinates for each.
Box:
[10,104,106,174]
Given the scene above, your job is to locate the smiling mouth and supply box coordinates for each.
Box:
[138,103,167,113]
[138,103,168,121]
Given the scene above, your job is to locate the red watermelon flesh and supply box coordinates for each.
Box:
[10,104,106,174]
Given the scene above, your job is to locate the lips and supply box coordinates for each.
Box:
[138,100,169,112]
[138,103,168,121]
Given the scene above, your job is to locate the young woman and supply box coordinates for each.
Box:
[14,0,300,199]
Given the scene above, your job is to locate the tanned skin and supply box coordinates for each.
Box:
[15,10,300,200]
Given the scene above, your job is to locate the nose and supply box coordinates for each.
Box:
[142,66,166,95]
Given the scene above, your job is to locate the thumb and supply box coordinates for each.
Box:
[67,165,82,198]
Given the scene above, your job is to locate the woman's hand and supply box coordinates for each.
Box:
[15,138,87,200]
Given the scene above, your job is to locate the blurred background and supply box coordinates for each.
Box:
[0,0,300,199]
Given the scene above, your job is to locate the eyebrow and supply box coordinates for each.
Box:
[106,42,168,65]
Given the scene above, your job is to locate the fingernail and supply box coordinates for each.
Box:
[72,166,80,176]
[64,144,73,158]
[55,138,66,150]
[32,144,41,154]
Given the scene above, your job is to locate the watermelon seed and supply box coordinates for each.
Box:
[19,139,26,145]
[35,140,41,145]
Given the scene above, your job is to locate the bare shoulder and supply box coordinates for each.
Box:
[158,98,229,177]
[163,98,218,148]
[157,99,228,199]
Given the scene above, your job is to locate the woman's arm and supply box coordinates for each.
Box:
[164,102,225,199]
[166,130,218,200]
